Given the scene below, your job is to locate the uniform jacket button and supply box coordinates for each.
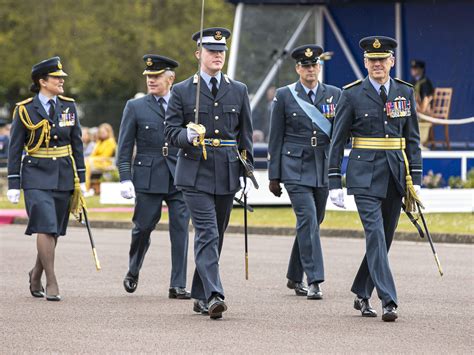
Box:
[28,160,31,163]
[357,155,360,159]
[52,157,57,160]
[145,126,149,129]
[293,113,296,116]
[215,116,219,120]
[215,129,219,134]
[138,161,142,165]
[385,134,389,138]
[232,108,236,112]
[54,135,58,139]
[364,113,368,117]
[52,124,56,127]
[214,102,218,107]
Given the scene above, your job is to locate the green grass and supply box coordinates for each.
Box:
[1,196,472,235]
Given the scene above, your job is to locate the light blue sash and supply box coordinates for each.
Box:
[287,82,332,137]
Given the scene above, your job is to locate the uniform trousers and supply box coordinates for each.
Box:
[351,175,402,307]
[181,189,234,302]
[285,184,328,285]
[129,188,190,288]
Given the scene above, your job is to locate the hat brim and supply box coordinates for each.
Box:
[202,43,228,51]
[298,59,320,66]
[142,69,166,76]
[48,70,68,77]
[364,52,392,59]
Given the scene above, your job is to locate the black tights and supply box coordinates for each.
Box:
[30,233,59,295]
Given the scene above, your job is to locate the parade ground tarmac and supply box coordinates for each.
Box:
[1,225,472,353]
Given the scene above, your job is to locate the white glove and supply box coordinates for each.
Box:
[414,184,421,196]
[120,180,136,199]
[80,182,87,195]
[329,188,345,209]
[239,176,253,195]
[7,189,21,204]
[186,127,200,143]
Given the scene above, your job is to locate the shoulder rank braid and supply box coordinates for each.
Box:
[14,99,51,154]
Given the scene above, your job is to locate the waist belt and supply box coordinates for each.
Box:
[351,137,422,213]
[352,137,405,150]
[284,136,329,147]
[203,138,237,147]
[28,145,72,158]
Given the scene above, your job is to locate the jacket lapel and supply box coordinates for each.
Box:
[33,95,50,122]
[313,82,326,106]
[146,94,163,118]
[295,81,313,104]
[386,78,400,103]
[362,76,384,106]
[197,75,214,101]
[214,73,230,102]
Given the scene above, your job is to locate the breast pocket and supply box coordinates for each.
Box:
[355,108,378,133]
[184,105,209,124]
[223,105,240,130]
[280,144,304,181]
[346,150,376,188]
[137,122,159,144]
[285,111,302,132]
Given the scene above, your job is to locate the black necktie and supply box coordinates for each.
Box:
[210,77,218,98]
[158,97,166,116]
[48,99,56,120]
[380,85,388,104]
[307,90,315,104]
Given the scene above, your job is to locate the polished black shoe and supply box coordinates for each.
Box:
[123,271,139,293]
[28,270,44,298]
[169,287,191,299]
[382,303,398,322]
[307,283,323,300]
[208,295,227,319]
[287,279,308,296]
[354,297,377,317]
[193,300,209,315]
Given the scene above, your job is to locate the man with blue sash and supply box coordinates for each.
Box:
[268,44,341,299]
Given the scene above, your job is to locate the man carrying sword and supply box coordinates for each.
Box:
[165,27,254,319]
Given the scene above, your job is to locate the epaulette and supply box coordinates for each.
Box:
[15,97,33,106]
[394,78,413,87]
[342,79,362,90]
[58,95,75,102]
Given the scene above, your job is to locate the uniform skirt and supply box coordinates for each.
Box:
[23,189,72,237]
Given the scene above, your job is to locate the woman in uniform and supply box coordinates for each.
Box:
[6,56,86,301]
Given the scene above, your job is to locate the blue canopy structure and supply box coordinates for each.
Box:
[225,0,474,147]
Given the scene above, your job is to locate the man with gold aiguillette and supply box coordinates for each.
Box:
[328,36,422,322]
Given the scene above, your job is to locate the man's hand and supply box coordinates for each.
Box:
[120,180,136,199]
[7,189,21,204]
[186,126,200,143]
[329,189,345,209]
[239,176,252,195]
[269,180,282,197]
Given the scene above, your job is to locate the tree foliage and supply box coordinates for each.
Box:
[0,0,235,103]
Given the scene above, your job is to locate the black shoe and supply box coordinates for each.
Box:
[45,287,61,302]
[28,270,44,298]
[123,271,139,293]
[169,287,191,299]
[287,279,308,296]
[382,303,398,322]
[354,297,377,317]
[208,295,227,319]
[307,283,323,300]
[193,300,209,315]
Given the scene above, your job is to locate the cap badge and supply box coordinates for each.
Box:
[373,39,381,49]
[214,31,223,40]
[304,48,313,58]
[58,62,63,70]
[146,58,153,67]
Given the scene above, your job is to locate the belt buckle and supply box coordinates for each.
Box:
[162,146,168,157]
[212,138,221,147]
[311,136,317,147]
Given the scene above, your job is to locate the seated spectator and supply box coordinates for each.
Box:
[85,123,117,195]
[82,127,96,157]
[0,120,10,168]
[410,60,434,114]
